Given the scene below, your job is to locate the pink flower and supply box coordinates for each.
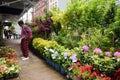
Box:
[0,65,6,73]
[91,71,97,77]
[105,52,111,57]
[70,53,77,62]
[114,51,120,57]
[64,52,68,59]
[76,62,81,66]
[93,48,102,54]
[82,45,89,52]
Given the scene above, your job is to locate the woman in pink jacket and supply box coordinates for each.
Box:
[18,20,32,60]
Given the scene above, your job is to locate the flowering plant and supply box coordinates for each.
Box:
[67,62,112,80]
[32,38,120,79]
[114,51,120,57]
[72,45,120,78]
[93,48,102,54]
[0,47,20,78]
[113,68,120,80]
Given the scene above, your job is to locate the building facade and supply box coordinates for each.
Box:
[34,0,67,18]
[34,0,48,17]
[49,0,67,10]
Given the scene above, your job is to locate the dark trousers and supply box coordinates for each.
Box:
[21,38,29,57]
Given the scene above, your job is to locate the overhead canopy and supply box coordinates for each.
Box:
[0,0,38,21]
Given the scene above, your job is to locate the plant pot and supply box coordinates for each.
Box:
[4,73,19,79]
[0,77,4,80]
[54,63,60,71]
[60,67,67,76]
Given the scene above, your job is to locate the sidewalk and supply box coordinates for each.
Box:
[5,39,66,80]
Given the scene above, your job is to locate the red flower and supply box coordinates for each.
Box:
[94,70,100,75]
[91,71,97,77]
[73,65,78,69]
[11,57,18,63]
[81,65,93,73]
[67,64,71,68]
[0,65,6,73]
[6,60,12,64]
[80,66,86,73]
[113,68,120,80]
[76,74,82,79]
[101,77,111,80]
[76,62,81,67]
[97,75,102,79]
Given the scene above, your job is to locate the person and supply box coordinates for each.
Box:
[3,29,9,39]
[12,29,17,39]
[8,30,12,39]
[18,20,32,60]
[4,26,9,39]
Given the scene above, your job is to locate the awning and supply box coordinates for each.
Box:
[0,0,38,21]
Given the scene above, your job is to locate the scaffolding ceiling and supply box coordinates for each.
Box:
[0,0,38,21]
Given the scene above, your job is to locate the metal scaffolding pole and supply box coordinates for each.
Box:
[0,0,21,6]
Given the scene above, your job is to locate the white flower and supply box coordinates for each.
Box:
[51,51,59,59]
[44,47,48,50]
[64,52,68,59]
[54,51,58,55]
[51,54,56,59]
[49,49,55,53]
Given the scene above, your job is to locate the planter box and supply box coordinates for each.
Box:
[46,59,54,67]
[54,63,60,72]
[45,59,67,76]
[29,46,45,60]
[0,78,4,80]
[60,67,67,76]
[4,72,19,79]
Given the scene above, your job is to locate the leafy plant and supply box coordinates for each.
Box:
[0,47,20,78]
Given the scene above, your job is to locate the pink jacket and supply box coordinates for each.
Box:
[21,25,32,39]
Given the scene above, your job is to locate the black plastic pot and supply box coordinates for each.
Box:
[4,73,19,79]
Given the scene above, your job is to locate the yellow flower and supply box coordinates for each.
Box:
[104,57,110,61]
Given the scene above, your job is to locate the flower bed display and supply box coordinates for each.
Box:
[0,47,20,79]
[32,38,120,80]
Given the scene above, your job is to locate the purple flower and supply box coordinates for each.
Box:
[114,51,120,57]
[64,52,68,59]
[70,53,77,62]
[105,52,111,57]
[82,45,89,52]
[93,48,102,54]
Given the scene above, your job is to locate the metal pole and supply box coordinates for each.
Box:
[26,0,35,6]
[0,0,21,6]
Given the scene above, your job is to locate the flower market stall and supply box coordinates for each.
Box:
[29,0,120,80]
[0,47,20,80]
[31,38,120,80]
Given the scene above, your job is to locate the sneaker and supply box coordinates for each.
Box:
[21,57,29,60]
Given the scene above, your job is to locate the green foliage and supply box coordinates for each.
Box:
[74,47,120,77]
[92,55,120,76]
[34,16,45,24]
[0,47,20,78]
[51,22,61,35]
[109,7,120,50]
[53,29,80,49]
[79,27,112,51]
[32,26,39,31]
[9,26,15,30]
[63,0,116,29]
[32,37,120,78]
[31,26,40,38]
[44,8,52,18]
[50,0,117,50]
